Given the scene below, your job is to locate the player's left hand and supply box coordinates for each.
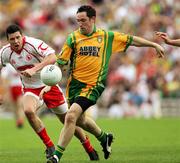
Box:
[154,44,165,58]
[39,86,51,99]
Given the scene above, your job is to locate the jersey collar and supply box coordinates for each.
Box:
[79,25,96,37]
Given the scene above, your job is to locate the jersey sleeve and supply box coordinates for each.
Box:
[29,37,55,57]
[111,31,133,53]
[56,34,73,65]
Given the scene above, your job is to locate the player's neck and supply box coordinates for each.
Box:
[81,25,96,36]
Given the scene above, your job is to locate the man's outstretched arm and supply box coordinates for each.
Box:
[156,32,180,47]
[131,36,165,58]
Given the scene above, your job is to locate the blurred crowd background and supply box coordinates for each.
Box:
[0,0,180,119]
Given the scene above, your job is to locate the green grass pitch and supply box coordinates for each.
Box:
[0,117,180,163]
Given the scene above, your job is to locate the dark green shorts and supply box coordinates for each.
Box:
[67,78,105,107]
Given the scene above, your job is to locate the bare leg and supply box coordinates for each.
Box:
[14,96,24,128]
[56,112,91,142]
[56,103,102,147]
[77,114,102,137]
[55,106,99,160]
[48,103,114,162]
[22,95,43,131]
[22,94,54,156]
[57,103,83,147]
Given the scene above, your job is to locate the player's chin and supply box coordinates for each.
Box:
[13,45,20,50]
[80,28,86,34]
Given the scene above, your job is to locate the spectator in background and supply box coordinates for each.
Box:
[0,77,6,105]
[155,31,180,98]
[1,63,24,128]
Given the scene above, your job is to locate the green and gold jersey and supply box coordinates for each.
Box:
[57,27,133,86]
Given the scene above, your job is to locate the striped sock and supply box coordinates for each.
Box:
[54,145,65,159]
[82,136,94,153]
[37,128,54,148]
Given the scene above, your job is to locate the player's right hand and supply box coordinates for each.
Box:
[154,44,165,58]
[39,86,51,100]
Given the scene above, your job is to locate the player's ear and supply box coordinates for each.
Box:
[91,16,96,22]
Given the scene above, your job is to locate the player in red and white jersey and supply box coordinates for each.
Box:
[1,63,24,128]
[0,24,99,161]
[0,33,54,88]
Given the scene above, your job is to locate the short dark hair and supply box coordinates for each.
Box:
[6,24,22,39]
[77,5,96,18]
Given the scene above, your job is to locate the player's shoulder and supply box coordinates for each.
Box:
[73,29,83,37]
[65,31,77,46]
[25,36,43,44]
[0,44,11,55]
[24,36,44,49]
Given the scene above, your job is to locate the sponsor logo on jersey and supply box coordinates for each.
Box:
[80,46,100,57]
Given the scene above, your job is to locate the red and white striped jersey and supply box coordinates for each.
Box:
[0,36,55,88]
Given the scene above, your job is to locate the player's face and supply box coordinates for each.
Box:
[7,31,23,51]
[76,12,95,35]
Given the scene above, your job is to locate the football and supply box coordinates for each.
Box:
[40,64,62,86]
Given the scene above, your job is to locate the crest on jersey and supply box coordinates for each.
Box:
[26,54,32,61]
[97,36,102,43]
[10,59,16,65]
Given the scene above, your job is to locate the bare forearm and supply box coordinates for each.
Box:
[130,36,165,58]
[166,39,180,47]
[32,53,57,72]
[131,36,158,48]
